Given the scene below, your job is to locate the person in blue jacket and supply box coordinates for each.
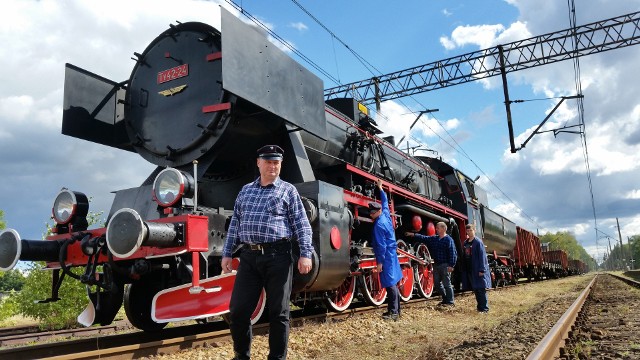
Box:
[369,178,403,321]
[462,224,491,312]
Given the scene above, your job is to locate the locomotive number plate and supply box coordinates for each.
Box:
[157,64,189,84]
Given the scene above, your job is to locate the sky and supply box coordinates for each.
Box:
[1,0,639,263]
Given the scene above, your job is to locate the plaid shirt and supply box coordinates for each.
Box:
[222,177,313,258]
[414,233,457,267]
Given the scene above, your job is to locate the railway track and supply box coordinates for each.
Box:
[0,324,39,338]
[525,273,640,359]
[6,279,591,360]
[0,289,470,360]
[547,273,640,359]
[0,321,132,347]
[0,320,229,360]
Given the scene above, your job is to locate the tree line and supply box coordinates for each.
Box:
[600,234,639,271]
[539,231,598,271]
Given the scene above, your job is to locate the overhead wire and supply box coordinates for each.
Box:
[289,0,422,103]
[289,0,381,77]
[222,0,342,86]
[422,111,545,229]
[226,0,545,230]
[288,0,545,230]
[567,0,600,258]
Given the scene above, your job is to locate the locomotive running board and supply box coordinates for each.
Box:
[151,272,236,323]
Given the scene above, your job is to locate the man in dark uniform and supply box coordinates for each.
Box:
[221,145,313,360]
[369,178,403,321]
[462,224,491,312]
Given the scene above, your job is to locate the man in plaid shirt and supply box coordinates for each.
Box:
[221,144,313,360]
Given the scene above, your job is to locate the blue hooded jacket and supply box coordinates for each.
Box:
[371,189,403,288]
[462,237,492,290]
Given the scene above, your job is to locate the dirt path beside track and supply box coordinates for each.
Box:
[148,275,595,360]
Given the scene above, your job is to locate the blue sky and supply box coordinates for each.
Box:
[1,0,639,262]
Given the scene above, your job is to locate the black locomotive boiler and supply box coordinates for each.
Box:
[1,9,527,331]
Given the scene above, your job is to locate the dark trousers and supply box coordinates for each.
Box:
[433,263,454,304]
[386,285,400,315]
[474,288,489,312]
[229,244,293,360]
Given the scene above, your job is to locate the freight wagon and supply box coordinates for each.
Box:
[514,226,544,281]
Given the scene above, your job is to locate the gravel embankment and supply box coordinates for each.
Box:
[561,274,640,359]
[146,275,595,360]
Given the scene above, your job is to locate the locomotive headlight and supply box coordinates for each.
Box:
[52,189,89,225]
[152,168,195,207]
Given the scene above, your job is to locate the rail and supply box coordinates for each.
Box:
[525,275,597,360]
[609,272,640,288]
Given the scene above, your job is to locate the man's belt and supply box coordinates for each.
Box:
[242,238,290,253]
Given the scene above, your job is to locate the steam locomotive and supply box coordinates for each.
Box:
[0,9,584,332]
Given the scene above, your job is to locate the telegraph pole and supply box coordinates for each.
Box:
[629,236,635,270]
[616,217,625,270]
[607,237,613,270]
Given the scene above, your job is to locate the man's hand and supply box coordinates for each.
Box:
[377,263,383,272]
[447,266,454,273]
[376,178,383,190]
[221,257,233,274]
[298,257,312,274]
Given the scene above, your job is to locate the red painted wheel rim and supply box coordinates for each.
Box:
[326,276,355,311]
[362,272,387,304]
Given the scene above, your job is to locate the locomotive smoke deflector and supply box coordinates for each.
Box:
[220,8,327,141]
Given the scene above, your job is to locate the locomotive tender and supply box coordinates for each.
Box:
[0,9,581,331]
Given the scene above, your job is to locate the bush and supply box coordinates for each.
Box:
[0,292,19,322]
[10,210,107,329]
[12,262,88,330]
[0,269,26,291]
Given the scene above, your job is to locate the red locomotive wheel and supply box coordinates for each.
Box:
[414,243,434,298]
[324,275,356,312]
[397,240,414,301]
[398,265,415,301]
[358,271,387,306]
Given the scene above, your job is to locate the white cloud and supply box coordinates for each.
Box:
[0,0,235,240]
[0,96,35,123]
[439,23,532,51]
[439,0,640,262]
[626,190,640,199]
[439,36,456,51]
[375,100,463,164]
[289,22,308,31]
